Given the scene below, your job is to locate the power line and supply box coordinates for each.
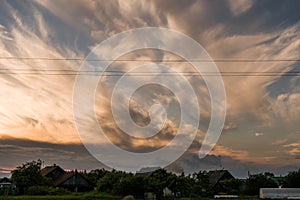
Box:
[0,69,299,73]
[0,68,299,75]
[0,57,299,76]
[0,71,299,76]
[0,57,300,62]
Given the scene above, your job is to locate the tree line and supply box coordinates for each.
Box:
[2,160,300,198]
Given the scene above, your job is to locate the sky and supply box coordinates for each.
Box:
[0,0,300,178]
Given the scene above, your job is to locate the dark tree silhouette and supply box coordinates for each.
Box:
[245,173,278,195]
[11,160,51,194]
[283,169,300,188]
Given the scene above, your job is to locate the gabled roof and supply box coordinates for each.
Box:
[53,171,93,187]
[53,172,75,187]
[41,165,64,176]
[0,177,11,185]
[41,165,93,189]
[207,170,234,187]
[0,177,10,183]
[136,167,162,177]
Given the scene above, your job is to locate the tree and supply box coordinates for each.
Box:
[283,169,300,187]
[146,169,170,199]
[96,170,123,193]
[191,171,211,197]
[245,173,278,195]
[116,175,146,197]
[175,175,192,197]
[84,168,108,185]
[11,160,51,194]
[221,178,244,194]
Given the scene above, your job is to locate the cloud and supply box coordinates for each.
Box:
[0,137,106,173]
[270,93,300,126]
[3,0,297,147]
[0,1,86,144]
[227,0,255,16]
[0,0,300,175]
[0,24,13,41]
[255,132,264,137]
[0,168,12,173]
[283,142,300,156]
[223,122,238,132]
[272,139,288,146]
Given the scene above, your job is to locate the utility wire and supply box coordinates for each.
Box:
[0,57,299,76]
[0,68,299,76]
[0,57,300,62]
[0,69,299,73]
[0,71,299,76]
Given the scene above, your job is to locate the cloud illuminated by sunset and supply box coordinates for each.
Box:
[0,0,299,177]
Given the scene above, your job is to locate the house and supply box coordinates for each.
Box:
[0,177,11,187]
[207,170,235,193]
[136,167,161,176]
[0,177,15,195]
[41,165,93,192]
[41,164,65,181]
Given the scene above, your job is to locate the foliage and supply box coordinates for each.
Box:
[96,170,147,198]
[220,179,245,194]
[25,186,49,195]
[191,171,212,197]
[83,168,107,185]
[283,168,300,187]
[0,192,120,200]
[11,160,51,194]
[147,169,171,198]
[0,185,12,196]
[116,175,146,197]
[96,170,127,194]
[11,160,300,199]
[25,186,71,195]
[245,173,278,195]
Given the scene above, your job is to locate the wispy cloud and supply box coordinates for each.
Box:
[0,24,13,41]
[0,0,300,175]
[227,0,255,16]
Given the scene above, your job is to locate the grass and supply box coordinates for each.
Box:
[0,193,260,200]
[0,192,121,200]
[179,196,260,200]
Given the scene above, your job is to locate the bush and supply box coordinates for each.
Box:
[48,187,71,195]
[25,186,49,195]
[25,186,71,195]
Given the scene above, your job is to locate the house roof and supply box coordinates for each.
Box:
[53,171,93,187]
[0,177,11,185]
[42,165,93,188]
[41,165,64,176]
[53,172,75,187]
[136,167,161,174]
[0,177,10,183]
[207,170,234,187]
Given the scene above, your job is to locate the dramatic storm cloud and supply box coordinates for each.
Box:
[0,0,299,177]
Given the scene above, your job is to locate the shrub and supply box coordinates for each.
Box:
[25,186,71,195]
[48,187,71,195]
[25,186,49,195]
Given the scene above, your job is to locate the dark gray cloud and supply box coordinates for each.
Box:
[152,0,300,39]
[0,137,106,175]
[0,0,300,177]
[0,136,299,178]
